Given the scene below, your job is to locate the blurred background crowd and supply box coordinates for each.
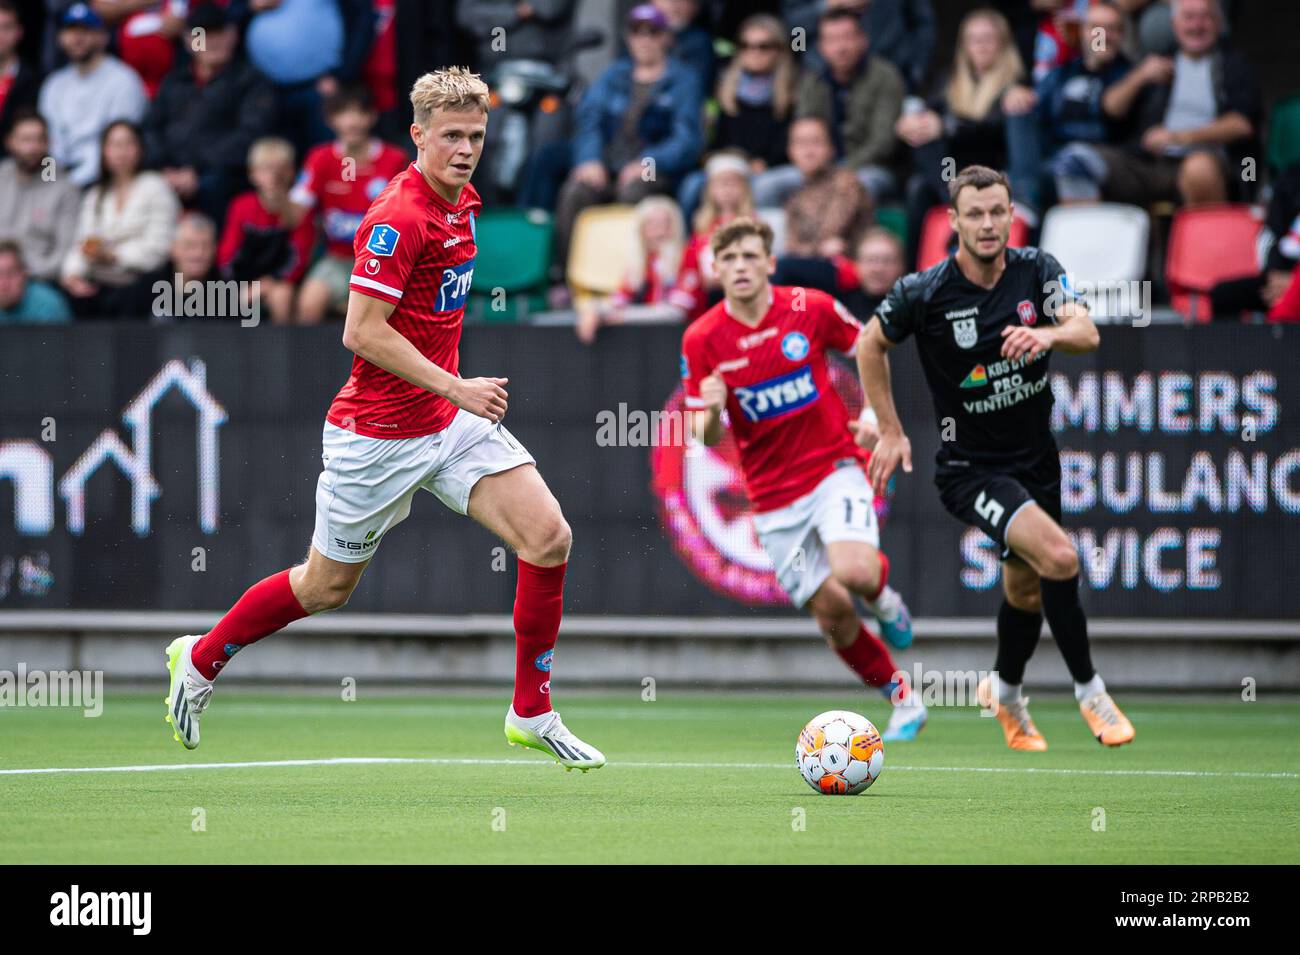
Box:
[0,0,1295,331]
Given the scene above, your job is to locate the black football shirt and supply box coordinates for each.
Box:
[875,247,1080,465]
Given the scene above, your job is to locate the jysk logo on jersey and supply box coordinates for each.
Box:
[734,365,818,422]
[1017,299,1037,326]
[436,257,475,312]
[365,223,400,256]
[780,331,810,362]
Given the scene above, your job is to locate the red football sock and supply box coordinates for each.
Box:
[191,569,308,680]
[512,558,566,717]
[834,623,908,700]
[866,550,890,602]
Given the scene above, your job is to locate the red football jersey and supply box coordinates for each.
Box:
[326,163,481,439]
[291,140,409,259]
[681,286,865,512]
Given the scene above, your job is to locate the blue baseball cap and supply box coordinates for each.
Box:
[59,3,105,29]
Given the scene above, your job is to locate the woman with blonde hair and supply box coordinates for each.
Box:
[575,194,687,344]
[896,7,1034,261]
[670,152,754,323]
[676,13,800,219]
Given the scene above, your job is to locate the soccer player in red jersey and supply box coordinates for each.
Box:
[164,68,605,771]
[680,218,928,741]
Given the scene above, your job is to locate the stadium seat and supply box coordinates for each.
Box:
[916,205,1030,271]
[874,205,908,245]
[1267,92,1300,173]
[756,206,787,257]
[467,208,553,322]
[1165,204,1263,322]
[1040,203,1150,322]
[566,204,637,298]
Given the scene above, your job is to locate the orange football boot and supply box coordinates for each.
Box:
[977,677,1048,752]
[1079,691,1136,746]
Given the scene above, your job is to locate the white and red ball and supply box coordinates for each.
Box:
[795,710,885,795]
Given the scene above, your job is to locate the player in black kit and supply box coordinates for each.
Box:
[853,165,1135,751]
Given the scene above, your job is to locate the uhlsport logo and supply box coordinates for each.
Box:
[780,331,810,361]
[651,363,891,606]
[734,366,817,422]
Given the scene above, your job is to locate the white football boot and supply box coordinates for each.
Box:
[164,635,213,750]
[504,706,606,772]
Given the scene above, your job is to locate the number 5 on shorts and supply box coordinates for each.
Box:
[975,490,1005,528]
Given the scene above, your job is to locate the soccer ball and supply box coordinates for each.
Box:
[795,710,885,795]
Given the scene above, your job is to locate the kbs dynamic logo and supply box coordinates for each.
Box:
[651,362,889,606]
[734,366,818,422]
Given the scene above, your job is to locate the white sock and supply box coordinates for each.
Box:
[995,675,1023,704]
[1074,673,1106,702]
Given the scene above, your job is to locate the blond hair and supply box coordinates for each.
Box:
[410,67,490,127]
[716,14,798,121]
[946,8,1023,121]
[692,157,755,235]
[710,216,774,258]
[247,136,295,169]
[626,196,685,292]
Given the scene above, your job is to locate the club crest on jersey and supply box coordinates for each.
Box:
[780,331,810,361]
[680,353,689,379]
[365,176,388,200]
[436,257,475,312]
[953,317,978,348]
[365,223,399,256]
[734,365,817,422]
[1017,299,1037,326]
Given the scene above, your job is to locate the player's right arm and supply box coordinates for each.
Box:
[857,274,923,496]
[857,317,912,496]
[341,290,508,422]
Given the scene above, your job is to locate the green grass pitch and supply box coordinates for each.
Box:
[1,691,1297,864]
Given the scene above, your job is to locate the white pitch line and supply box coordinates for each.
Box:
[0,756,1294,779]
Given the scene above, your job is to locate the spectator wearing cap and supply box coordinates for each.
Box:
[783,0,936,95]
[676,13,797,221]
[550,3,702,288]
[0,239,71,323]
[244,0,375,156]
[667,150,754,322]
[61,119,179,318]
[1056,0,1258,208]
[144,2,278,229]
[0,1,40,156]
[752,8,903,208]
[37,2,147,187]
[0,110,81,283]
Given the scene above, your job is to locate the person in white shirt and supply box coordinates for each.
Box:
[37,3,147,188]
[62,119,179,317]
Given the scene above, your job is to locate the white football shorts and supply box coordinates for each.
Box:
[311,408,535,563]
[751,462,881,608]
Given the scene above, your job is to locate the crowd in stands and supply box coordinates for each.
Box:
[0,0,1294,329]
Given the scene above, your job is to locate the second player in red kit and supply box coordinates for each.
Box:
[681,218,928,742]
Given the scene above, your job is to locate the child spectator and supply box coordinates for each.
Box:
[575,194,685,344]
[287,85,407,323]
[668,151,754,322]
[218,137,315,324]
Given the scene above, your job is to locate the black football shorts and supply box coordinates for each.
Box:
[934,452,1063,561]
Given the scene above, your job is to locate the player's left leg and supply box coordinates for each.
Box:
[465,461,605,771]
[1005,503,1134,746]
[807,576,927,742]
